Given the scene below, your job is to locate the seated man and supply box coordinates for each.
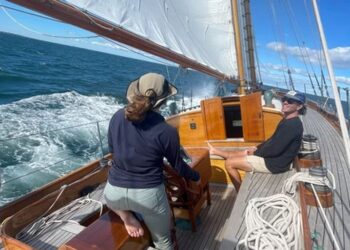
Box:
[208,91,306,191]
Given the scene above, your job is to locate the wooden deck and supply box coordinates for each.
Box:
[2,108,348,250]
[176,184,236,250]
[216,108,350,250]
[219,170,297,249]
[302,108,350,250]
[16,183,107,249]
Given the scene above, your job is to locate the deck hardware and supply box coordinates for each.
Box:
[304,167,334,208]
[99,158,109,168]
[298,134,322,168]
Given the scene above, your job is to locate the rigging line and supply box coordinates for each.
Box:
[303,44,325,96]
[311,184,341,250]
[321,70,330,97]
[308,73,317,95]
[304,0,329,97]
[267,0,289,89]
[284,0,318,77]
[17,173,106,242]
[165,65,171,81]
[0,119,109,142]
[312,0,350,172]
[0,4,60,22]
[283,0,319,94]
[302,0,329,97]
[103,37,176,67]
[251,24,262,84]
[313,72,324,97]
[172,65,182,85]
[0,153,95,185]
[268,0,291,72]
[283,1,311,71]
[1,6,98,39]
[67,3,113,31]
[303,0,324,70]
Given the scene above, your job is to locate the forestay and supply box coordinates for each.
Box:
[64,0,238,78]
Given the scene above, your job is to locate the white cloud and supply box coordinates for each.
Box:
[266,42,350,68]
[329,47,350,68]
[260,62,350,91]
[336,76,350,84]
[261,63,307,77]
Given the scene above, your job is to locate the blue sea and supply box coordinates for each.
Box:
[0,32,227,206]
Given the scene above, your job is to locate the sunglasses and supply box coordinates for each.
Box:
[281,97,301,105]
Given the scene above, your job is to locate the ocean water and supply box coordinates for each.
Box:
[0,32,227,206]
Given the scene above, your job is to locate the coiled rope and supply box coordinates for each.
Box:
[236,194,301,250]
[282,171,335,197]
[237,170,337,250]
[17,192,103,242]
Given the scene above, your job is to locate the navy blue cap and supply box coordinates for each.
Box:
[284,90,306,104]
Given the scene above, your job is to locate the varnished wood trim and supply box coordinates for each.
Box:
[294,158,312,250]
[1,235,33,250]
[299,184,312,250]
[0,155,111,222]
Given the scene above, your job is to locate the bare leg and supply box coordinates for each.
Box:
[207,142,247,159]
[225,156,253,192]
[114,210,144,237]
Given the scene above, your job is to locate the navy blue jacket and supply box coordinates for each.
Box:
[108,109,200,188]
[254,117,303,173]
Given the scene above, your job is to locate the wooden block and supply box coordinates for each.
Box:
[60,211,151,250]
[303,186,333,208]
[298,158,322,168]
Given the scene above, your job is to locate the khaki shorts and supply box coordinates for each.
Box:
[246,155,270,173]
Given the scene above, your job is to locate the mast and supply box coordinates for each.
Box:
[8,0,239,84]
[232,0,246,95]
[311,0,350,172]
[242,0,258,89]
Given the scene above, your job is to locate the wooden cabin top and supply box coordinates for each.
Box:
[167,92,283,148]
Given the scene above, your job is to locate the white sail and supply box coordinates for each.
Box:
[64,0,238,78]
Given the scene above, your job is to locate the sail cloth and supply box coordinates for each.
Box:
[64,0,238,78]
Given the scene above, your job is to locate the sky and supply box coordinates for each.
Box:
[0,0,349,99]
[250,0,350,99]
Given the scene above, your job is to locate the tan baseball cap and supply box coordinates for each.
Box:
[126,73,177,108]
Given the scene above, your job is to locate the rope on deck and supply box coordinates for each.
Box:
[236,170,337,250]
[236,194,301,250]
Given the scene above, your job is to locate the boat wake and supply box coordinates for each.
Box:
[0,91,208,206]
[0,91,120,206]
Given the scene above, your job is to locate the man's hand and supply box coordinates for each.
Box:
[246,147,257,155]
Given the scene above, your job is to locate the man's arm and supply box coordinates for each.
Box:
[254,121,300,157]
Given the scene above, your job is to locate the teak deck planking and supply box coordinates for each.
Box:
[302,108,350,250]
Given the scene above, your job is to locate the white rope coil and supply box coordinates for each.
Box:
[236,194,301,250]
[237,170,337,250]
[17,193,103,242]
[282,171,335,197]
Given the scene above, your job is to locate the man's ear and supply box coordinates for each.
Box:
[296,104,303,111]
